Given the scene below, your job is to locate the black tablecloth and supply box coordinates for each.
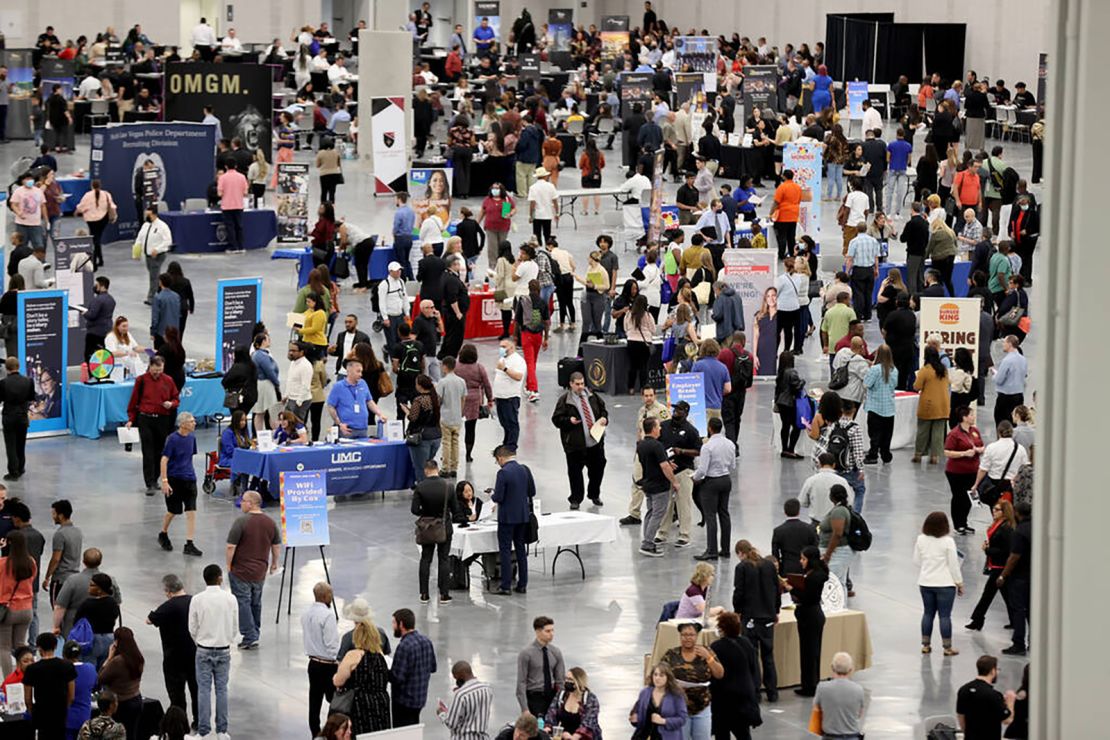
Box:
[719,145,773,184]
[581,340,666,395]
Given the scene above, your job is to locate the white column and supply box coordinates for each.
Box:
[1035,0,1110,737]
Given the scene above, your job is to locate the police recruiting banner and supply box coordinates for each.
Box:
[782,141,823,247]
[918,297,982,373]
[90,122,217,242]
[216,278,263,373]
[666,373,707,436]
[164,62,273,160]
[18,290,68,435]
[280,470,330,547]
[275,163,310,243]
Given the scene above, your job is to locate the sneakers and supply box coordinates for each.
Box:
[183,541,204,557]
[863,456,879,465]
[527,391,541,403]
[674,538,692,549]
[639,546,664,558]
[439,595,453,605]
[653,536,666,545]
[619,516,642,526]
[694,552,718,561]
[1001,645,1028,656]
[237,641,258,650]
[158,532,173,551]
[419,594,431,604]
[588,497,603,507]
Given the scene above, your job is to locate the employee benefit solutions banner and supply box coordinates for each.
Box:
[90,122,217,241]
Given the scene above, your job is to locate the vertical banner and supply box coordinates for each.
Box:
[741,66,778,117]
[847,81,869,119]
[474,1,501,45]
[1,51,34,94]
[674,37,718,92]
[600,16,630,60]
[547,9,573,51]
[280,470,330,546]
[1037,53,1048,108]
[370,97,408,195]
[918,298,982,373]
[666,373,707,436]
[52,237,95,366]
[648,148,665,243]
[620,71,654,166]
[675,72,706,109]
[275,163,310,243]
[782,141,823,247]
[408,168,453,228]
[215,278,263,373]
[720,250,778,377]
[164,62,273,161]
[518,54,541,85]
[18,290,68,435]
[39,58,76,99]
[89,122,217,241]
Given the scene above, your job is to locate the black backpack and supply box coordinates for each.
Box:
[729,346,754,389]
[828,362,849,390]
[847,509,873,551]
[825,421,854,472]
[1000,167,1020,205]
[398,340,423,375]
[539,248,561,282]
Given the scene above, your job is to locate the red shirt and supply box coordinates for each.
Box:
[445,52,463,79]
[481,196,514,232]
[127,372,180,421]
[944,425,983,475]
[834,335,872,359]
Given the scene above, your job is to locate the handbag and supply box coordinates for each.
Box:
[836,197,850,227]
[493,289,508,301]
[808,705,823,734]
[224,388,243,410]
[979,441,1020,507]
[998,304,1025,329]
[329,688,355,715]
[405,430,423,446]
[331,254,351,279]
[376,370,394,398]
[693,280,712,305]
[794,393,815,430]
[661,335,677,363]
[414,479,451,545]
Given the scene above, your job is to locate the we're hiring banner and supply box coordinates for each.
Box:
[18,290,69,435]
[216,278,263,373]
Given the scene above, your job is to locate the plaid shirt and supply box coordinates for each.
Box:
[811,418,866,471]
[861,364,899,417]
[390,630,437,708]
[533,248,556,288]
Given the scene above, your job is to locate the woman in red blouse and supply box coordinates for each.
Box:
[0,530,37,678]
[943,405,986,535]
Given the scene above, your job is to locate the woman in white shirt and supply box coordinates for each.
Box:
[104,316,148,378]
[418,213,446,256]
[637,247,664,321]
[913,512,964,656]
[512,244,540,299]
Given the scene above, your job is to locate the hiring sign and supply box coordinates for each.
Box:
[918,297,982,373]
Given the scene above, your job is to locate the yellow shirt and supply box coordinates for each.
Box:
[299,309,327,346]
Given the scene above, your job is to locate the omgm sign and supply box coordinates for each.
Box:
[331,451,363,464]
[168,73,246,95]
[588,358,607,388]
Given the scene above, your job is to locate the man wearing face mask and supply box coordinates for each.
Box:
[134,205,172,304]
[10,176,48,251]
[439,256,470,361]
[492,339,527,451]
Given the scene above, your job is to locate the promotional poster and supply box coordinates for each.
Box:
[52,237,95,366]
[216,278,263,373]
[674,37,718,93]
[666,373,707,435]
[370,97,408,195]
[782,141,823,245]
[18,290,68,435]
[720,250,778,377]
[89,122,217,241]
[847,81,869,119]
[600,16,630,60]
[280,470,330,547]
[408,168,453,228]
[474,1,501,44]
[2,51,34,93]
[39,58,76,99]
[275,163,310,243]
[518,54,541,85]
[547,9,573,51]
[164,62,272,160]
[675,72,707,110]
[741,66,778,117]
[918,298,982,373]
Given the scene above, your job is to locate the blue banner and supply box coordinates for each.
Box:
[18,290,69,435]
[215,278,263,373]
[89,122,217,242]
[280,470,330,546]
[666,372,707,436]
[847,81,869,119]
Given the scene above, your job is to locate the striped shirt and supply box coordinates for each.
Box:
[439,678,494,740]
[847,233,882,268]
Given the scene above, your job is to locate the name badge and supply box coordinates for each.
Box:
[353,404,361,414]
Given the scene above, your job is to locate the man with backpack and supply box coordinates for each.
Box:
[982,145,1016,235]
[391,323,426,416]
[717,331,754,449]
[816,398,867,513]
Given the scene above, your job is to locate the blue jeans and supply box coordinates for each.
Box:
[497,522,528,590]
[495,397,520,450]
[539,284,556,307]
[825,162,844,199]
[229,573,264,644]
[87,632,114,670]
[827,547,855,598]
[920,585,957,641]
[600,295,614,332]
[409,437,441,482]
[15,224,45,250]
[196,646,231,735]
[393,234,414,279]
[885,170,909,214]
[847,469,866,512]
[684,706,712,740]
[340,426,369,439]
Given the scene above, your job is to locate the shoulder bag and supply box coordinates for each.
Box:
[414,479,452,545]
[0,573,25,622]
[329,686,355,715]
[978,441,1020,507]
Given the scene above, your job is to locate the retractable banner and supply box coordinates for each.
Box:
[215,278,263,373]
[720,250,778,377]
[275,163,310,243]
[666,373,707,435]
[18,290,68,435]
[741,65,778,116]
[370,97,408,195]
[918,298,982,373]
[52,237,95,366]
[782,141,823,247]
[600,16,630,60]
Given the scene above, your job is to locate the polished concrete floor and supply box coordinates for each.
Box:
[0,117,1041,738]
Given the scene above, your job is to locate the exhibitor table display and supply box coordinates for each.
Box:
[873,260,971,300]
[858,390,918,450]
[67,376,227,439]
[651,609,873,688]
[581,339,666,395]
[231,439,415,496]
[161,209,278,253]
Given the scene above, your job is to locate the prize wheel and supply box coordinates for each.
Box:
[88,349,115,379]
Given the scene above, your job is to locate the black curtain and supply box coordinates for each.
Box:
[875,23,925,84]
[825,14,893,81]
[923,24,967,86]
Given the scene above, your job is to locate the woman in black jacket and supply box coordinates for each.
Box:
[158,326,187,392]
[708,611,762,739]
[995,275,1030,342]
[791,546,829,697]
[1007,196,1039,284]
[411,459,461,604]
[966,499,1015,631]
[455,206,485,275]
[166,262,194,340]
[774,351,806,459]
[222,346,259,419]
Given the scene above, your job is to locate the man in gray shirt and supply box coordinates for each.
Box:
[435,357,467,477]
[813,652,865,737]
[52,547,122,636]
[44,499,82,604]
[516,616,565,717]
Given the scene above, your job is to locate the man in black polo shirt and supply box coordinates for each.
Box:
[900,201,930,292]
[147,573,198,727]
[23,632,78,738]
[654,401,701,549]
[411,299,443,381]
[636,418,676,557]
[676,172,700,225]
[956,655,1015,739]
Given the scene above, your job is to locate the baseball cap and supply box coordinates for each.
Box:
[672,400,690,412]
[388,261,403,272]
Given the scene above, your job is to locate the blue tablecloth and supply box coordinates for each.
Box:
[230,440,415,495]
[873,260,971,301]
[67,377,228,439]
[58,177,91,215]
[369,246,394,281]
[272,247,316,288]
[161,210,278,253]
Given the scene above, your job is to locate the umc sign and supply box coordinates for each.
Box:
[331,451,363,464]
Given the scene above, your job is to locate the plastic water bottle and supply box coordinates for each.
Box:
[80,362,89,383]
[536,718,545,732]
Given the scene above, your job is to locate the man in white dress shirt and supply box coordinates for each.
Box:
[860,99,883,135]
[220,28,243,52]
[302,582,340,737]
[284,341,314,421]
[327,56,354,85]
[189,564,238,740]
[191,18,217,59]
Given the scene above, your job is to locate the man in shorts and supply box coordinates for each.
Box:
[158,412,203,556]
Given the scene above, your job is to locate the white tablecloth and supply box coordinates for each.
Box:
[449,511,618,559]
[860,391,918,451]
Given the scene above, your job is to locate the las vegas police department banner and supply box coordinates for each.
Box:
[919,298,982,373]
[216,278,263,373]
[18,290,69,435]
[90,122,217,242]
[164,62,273,160]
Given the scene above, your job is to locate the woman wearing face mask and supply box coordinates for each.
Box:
[542,667,602,740]
[477,183,516,271]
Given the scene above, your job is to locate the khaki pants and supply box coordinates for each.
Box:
[706,408,722,427]
[841,224,858,256]
[440,422,461,471]
[628,454,645,518]
[656,469,694,541]
[515,162,536,198]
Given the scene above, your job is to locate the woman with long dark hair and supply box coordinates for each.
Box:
[165,261,194,338]
[823,124,849,200]
[492,240,517,339]
[631,663,688,740]
[98,626,146,739]
[914,346,951,464]
[915,143,940,201]
[454,344,493,463]
[792,546,829,696]
[219,409,253,495]
[948,348,977,427]
[624,294,656,394]
[75,178,116,269]
[158,325,187,392]
[0,529,36,677]
[406,374,442,482]
[514,279,549,400]
[774,350,805,458]
[610,278,639,339]
[577,136,606,215]
[310,202,338,266]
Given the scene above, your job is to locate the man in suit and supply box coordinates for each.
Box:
[771,498,818,577]
[328,314,370,376]
[550,372,608,510]
[0,358,36,480]
[490,445,536,596]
